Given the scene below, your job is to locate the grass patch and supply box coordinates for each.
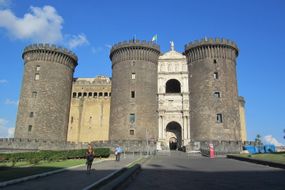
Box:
[235,153,285,164]
[0,159,85,182]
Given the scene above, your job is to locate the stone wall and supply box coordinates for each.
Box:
[184,38,241,141]
[15,44,77,141]
[67,76,111,143]
[109,40,161,140]
[0,138,156,153]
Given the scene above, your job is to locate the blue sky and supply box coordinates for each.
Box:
[0,0,284,145]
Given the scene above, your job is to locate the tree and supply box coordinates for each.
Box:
[255,134,261,145]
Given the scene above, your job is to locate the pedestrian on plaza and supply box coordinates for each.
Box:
[115,145,123,161]
[86,144,95,174]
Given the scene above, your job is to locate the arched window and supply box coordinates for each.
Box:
[166,79,181,93]
[72,92,77,98]
[88,92,92,97]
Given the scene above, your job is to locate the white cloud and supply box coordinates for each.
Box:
[67,33,89,49]
[0,5,63,43]
[0,79,8,84]
[105,44,112,49]
[4,98,18,106]
[91,46,103,54]
[0,118,9,138]
[8,127,14,137]
[263,135,284,146]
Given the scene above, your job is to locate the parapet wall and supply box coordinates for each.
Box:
[110,40,161,65]
[184,37,239,62]
[0,138,156,153]
[23,43,78,70]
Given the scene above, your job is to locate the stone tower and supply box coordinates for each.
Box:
[109,40,161,140]
[15,44,78,141]
[184,38,241,141]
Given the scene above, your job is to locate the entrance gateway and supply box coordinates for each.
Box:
[157,41,191,150]
[166,122,182,150]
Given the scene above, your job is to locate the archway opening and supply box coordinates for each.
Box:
[166,121,182,150]
[169,137,177,150]
[166,79,181,93]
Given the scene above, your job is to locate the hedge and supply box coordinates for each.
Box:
[0,148,110,164]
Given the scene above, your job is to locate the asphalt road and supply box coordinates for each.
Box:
[126,151,285,190]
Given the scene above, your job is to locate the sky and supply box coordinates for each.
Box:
[0,0,284,145]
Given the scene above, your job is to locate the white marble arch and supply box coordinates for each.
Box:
[157,42,190,151]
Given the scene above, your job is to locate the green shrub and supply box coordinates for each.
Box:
[0,148,111,164]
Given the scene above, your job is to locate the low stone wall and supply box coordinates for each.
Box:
[187,140,246,155]
[0,138,156,154]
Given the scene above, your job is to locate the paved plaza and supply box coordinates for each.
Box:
[126,151,285,190]
[2,155,139,190]
[2,152,285,190]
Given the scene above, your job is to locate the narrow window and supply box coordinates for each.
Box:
[214,72,219,79]
[216,114,223,123]
[71,116,74,124]
[36,65,40,71]
[132,73,136,79]
[88,92,92,97]
[213,59,217,64]
[35,73,40,80]
[214,92,221,98]
[131,91,135,98]
[28,125,32,132]
[29,112,34,118]
[83,92,87,97]
[104,92,108,97]
[94,92,98,97]
[129,113,135,123]
[73,92,77,98]
[78,92,82,98]
[130,130,134,135]
[32,91,37,98]
[109,92,111,97]
[99,92,103,97]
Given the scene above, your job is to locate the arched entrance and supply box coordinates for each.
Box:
[166,121,182,150]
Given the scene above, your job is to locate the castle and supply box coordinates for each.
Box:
[14,38,247,150]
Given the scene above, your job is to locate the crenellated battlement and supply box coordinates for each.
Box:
[184,37,239,62]
[110,39,161,65]
[185,37,238,51]
[111,39,160,52]
[22,43,78,69]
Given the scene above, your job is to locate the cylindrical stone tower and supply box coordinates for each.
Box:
[15,44,78,141]
[184,38,241,141]
[109,40,161,140]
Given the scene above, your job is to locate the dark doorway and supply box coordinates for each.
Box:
[166,79,181,93]
[169,137,178,150]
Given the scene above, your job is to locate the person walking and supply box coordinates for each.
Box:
[86,144,95,174]
[115,145,122,161]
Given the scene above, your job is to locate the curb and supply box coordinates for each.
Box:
[83,156,149,190]
[0,159,104,188]
[227,155,285,169]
